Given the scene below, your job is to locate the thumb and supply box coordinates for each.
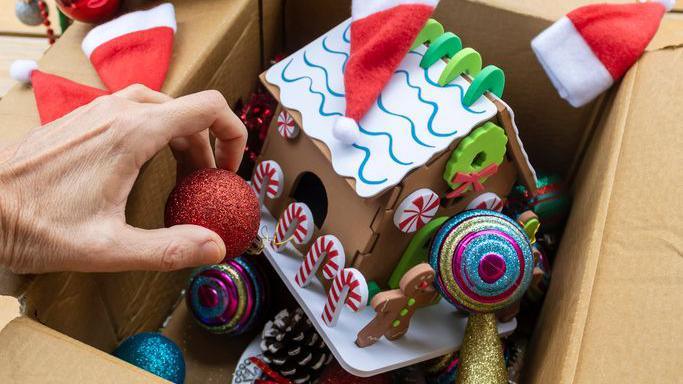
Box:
[104,224,226,271]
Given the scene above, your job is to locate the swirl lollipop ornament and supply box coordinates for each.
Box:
[186,256,267,335]
[429,210,534,384]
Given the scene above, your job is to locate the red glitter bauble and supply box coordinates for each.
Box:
[55,0,121,24]
[165,169,260,260]
[317,362,392,384]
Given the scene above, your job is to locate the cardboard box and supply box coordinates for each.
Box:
[0,0,681,383]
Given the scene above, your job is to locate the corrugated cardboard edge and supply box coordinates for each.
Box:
[0,317,168,383]
[525,45,683,383]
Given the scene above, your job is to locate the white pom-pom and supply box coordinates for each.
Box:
[10,60,38,84]
[649,0,675,11]
[333,117,360,145]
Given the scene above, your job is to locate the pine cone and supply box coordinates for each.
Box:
[260,308,332,383]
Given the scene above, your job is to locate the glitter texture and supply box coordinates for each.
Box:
[113,333,185,384]
[165,168,260,260]
[186,256,266,334]
[456,313,506,384]
[428,210,534,313]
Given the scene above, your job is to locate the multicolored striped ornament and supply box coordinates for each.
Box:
[186,256,267,335]
[429,210,534,313]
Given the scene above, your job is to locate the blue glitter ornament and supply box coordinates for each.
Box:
[113,332,185,384]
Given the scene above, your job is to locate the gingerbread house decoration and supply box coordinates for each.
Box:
[256,19,537,291]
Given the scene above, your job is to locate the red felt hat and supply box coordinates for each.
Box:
[10,60,108,124]
[531,0,673,107]
[333,0,439,144]
[81,3,177,92]
[10,3,177,125]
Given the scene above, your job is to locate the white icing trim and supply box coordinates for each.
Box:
[81,3,176,58]
[352,0,439,20]
[531,17,613,108]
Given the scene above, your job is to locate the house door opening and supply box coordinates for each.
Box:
[291,171,328,228]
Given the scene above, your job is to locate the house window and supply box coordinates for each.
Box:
[291,171,328,228]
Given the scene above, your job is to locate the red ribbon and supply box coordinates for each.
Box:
[445,163,499,199]
[249,357,293,384]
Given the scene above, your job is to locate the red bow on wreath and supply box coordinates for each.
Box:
[446,163,499,199]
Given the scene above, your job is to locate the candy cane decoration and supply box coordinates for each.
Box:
[251,160,284,206]
[322,268,369,327]
[466,192,504,212]
[273,202,315,250]
[276,110,299,139]
[295,235,346,288]
[393,188,441,233]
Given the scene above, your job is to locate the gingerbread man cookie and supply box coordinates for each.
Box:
[355,263,438,348]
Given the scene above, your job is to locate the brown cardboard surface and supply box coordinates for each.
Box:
[0,317,167,384]
[161,301,255,383]
[525,46,683,384]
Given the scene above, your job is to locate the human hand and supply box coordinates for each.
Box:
[0,85,247,273]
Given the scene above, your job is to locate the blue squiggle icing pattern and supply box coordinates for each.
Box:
[396,69,458,138]
[376,94,434,148]
[352,144,388,185]
[358,123,413,166]
[267,21,498,196]
[322,36,349,73]
[303,51,344,97]
[281,59,343,118]
[407,50,486,115]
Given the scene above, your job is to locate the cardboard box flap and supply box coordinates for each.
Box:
[526,46,683,383]
[0,317,166,383]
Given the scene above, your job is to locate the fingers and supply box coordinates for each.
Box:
[114,84,172,103]
[93,224,226,272]
[145,91,247,171]
[114,85,217,175]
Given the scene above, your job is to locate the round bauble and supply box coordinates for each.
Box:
[165,168,260,260]
[55,0,121,24]
[187,256,267,335]
[15,0,44,26]
[113,332,185,384]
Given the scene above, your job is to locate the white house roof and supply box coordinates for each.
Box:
[266,19,504,198]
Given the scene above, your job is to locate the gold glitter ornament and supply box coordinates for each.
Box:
[456,313,506,384]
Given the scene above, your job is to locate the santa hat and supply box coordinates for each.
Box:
[10,60,108,124]
[531,0,674,108]
[333,0,439,144]
[81,3,176,92]
[11,3,176,125]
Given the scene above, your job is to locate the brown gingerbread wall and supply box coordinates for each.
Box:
[258,103,395,265]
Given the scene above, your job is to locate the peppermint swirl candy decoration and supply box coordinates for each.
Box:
[429,210,533,313]
[187,256,266,335]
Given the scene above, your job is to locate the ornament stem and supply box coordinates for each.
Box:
[456,312,506,384]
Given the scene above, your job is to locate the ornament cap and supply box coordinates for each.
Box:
[10,59,38,84]
[333,116,360,144]
[648,0,675,12]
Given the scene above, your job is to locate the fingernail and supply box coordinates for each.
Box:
[201,240,223,263]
